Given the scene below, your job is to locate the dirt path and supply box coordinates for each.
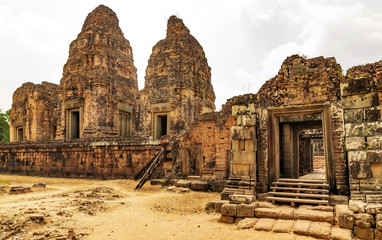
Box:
[0,174,315,240]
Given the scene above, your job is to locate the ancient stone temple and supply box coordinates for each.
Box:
[56,5,138,139]
[1,5,382,209]
[9,81,59,142]
[139,16,215,139]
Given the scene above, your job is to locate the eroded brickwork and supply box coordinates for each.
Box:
[343,62,382,202]
[139,16,215,138]
[0,138,162,178]
[10,82,59,142]
[57,5,138,139]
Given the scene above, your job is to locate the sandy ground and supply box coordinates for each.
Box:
[0,174,317,240]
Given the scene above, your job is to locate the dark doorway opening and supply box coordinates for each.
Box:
[155,114,168,139]
[17,127,23,142]
[279,121,325,180]
[70,111,80,139]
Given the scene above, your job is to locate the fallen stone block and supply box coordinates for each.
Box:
[205,201,216,213]
[176,187,191,193]
[272,219,294,233]
[349,199,367,213]
[293,220,312,235]
[295,208,334,224]
[375,229,382,240]
[355,213,375,228]
[229,194,256,204]
[190,181,209,191]
[237,218,257,229]
[354,226,374,240]
[214,200,229,213]
[309,221,331,239]
[166,186,177,192]
[220,215,235,224]
[377,214,382,230]
[255,207,281,219]
[29,214,45,223]
[366,204,382,214]
[10,186,31,194]
[175,180,191,188]
[331,227,352,240]
[221,204,237,217]
[32,183,46,188]
[253,218,276,231]
[236,203,255,218]
[329,195,348,205]
[335,205,354,229]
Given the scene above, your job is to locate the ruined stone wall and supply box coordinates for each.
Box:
[139,16,215,138]
[57,5,138,139]
[342,62,382,203]
[180,111,234,179]
[0,138,162,179]
[10,82,59,142]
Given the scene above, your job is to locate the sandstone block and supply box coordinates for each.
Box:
[366,204,382,214]
[32,183,46,188]
[335,205,354,229]
[354,226,374,240]
[272,219,294,233]
[29,214,45,223]
[349,199,367,213]
[257,201,276,208]
[10,186,31,194]
[255,207,281,219]
[253,218,276,231]
[377,214,382,230]
[220,215,235,224]
[205,201,215,213]
[355,213,375,228]
[375,229,382,240]
[346,137,365,150]
[221,204,237,217]
[295,209,334,224]
[236,204,255,218]
[309,221,331,239]
[190,181,209,191]
[331,227,352,240]
[214,200,229,213]
[279,207,294,220]
[237,218,257,229]
[293,220,312,235]
[175,180,191,188]
[229,194,256,204]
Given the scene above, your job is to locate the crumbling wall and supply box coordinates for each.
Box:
[57,5,138,139]
[139,16,215,138]
[0,138,162,179]
[343,62,382,203]
[180,111,234,179]
[10,82,59,142]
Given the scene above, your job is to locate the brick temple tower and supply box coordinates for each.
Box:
[56,5,138,139]
[139,16,216,139]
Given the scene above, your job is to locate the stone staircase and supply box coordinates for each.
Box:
[266,178,329,206]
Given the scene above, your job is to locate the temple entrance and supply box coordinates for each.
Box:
[279,122,325,180]
[69,110,80,139]
[16,127,24,142]
[268,105,336,192]
[154,113,168,139]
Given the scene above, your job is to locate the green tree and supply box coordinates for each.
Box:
[0,109,10,142]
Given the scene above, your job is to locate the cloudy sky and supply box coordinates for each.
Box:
[1,0,382,112]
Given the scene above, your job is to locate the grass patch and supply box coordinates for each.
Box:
[0,179,10,185]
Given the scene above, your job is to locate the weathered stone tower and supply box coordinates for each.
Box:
[9,82,59,142]
[139,16,215,139]
[56,5,138,139]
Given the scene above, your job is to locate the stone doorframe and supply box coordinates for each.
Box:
[268,104,337,192]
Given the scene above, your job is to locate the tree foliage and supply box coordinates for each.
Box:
[0,109,10,142]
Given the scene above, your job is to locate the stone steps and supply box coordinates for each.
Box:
[267,178,330,206]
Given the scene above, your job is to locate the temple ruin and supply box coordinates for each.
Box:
[1,5,381,209]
